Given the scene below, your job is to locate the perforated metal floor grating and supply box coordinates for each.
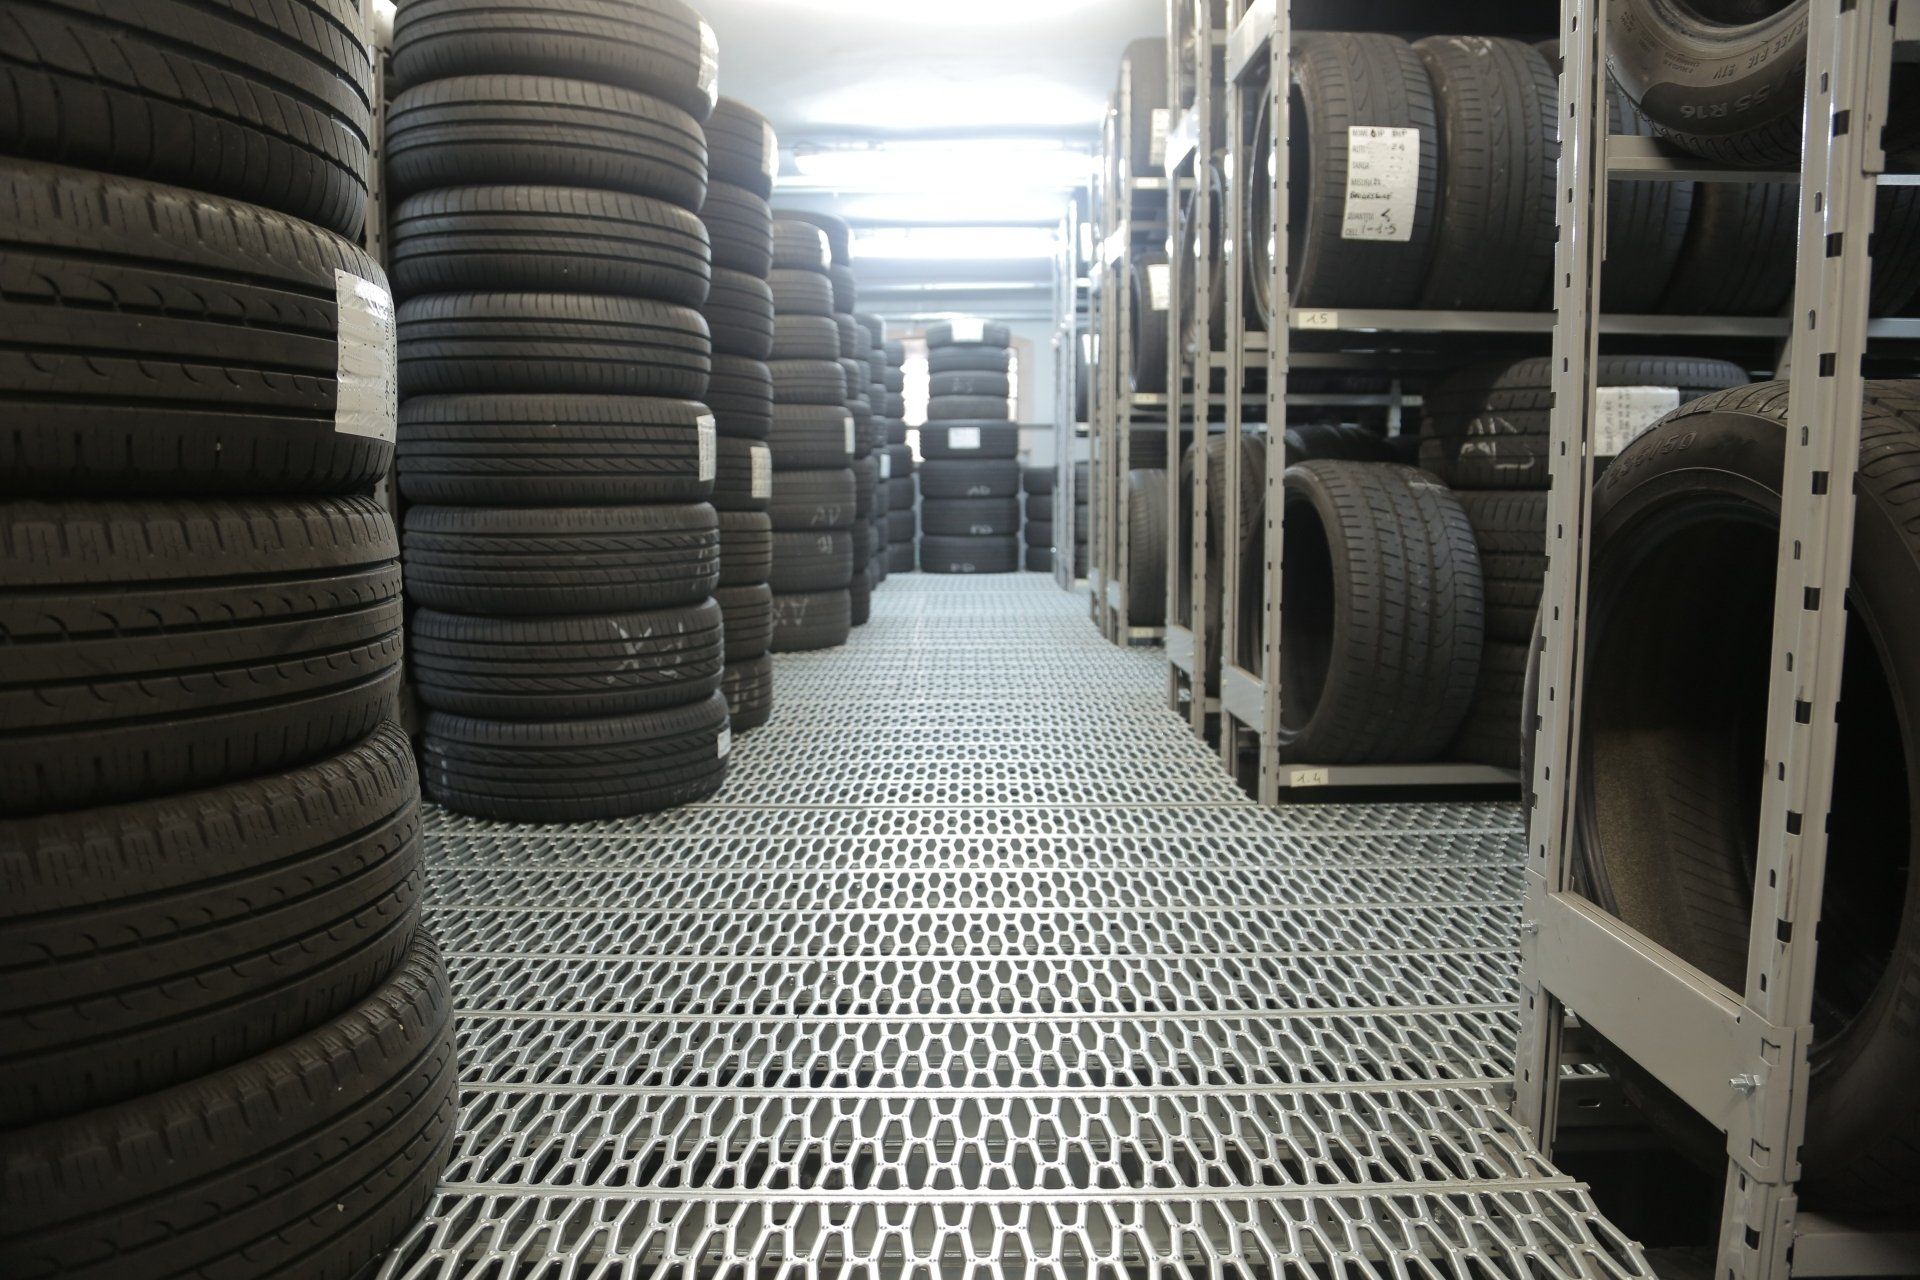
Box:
[381,576,1650,1278]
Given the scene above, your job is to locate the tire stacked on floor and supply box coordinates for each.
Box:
[883,339,918,571]
[766,214,856,649]
[856,313,893,596]
[0,7,452,1273]
[702,97,778,732]
[1025,465,1057,571]
[386,0,733,819]
[1073,460,1092,578]
[922,319,1021,573]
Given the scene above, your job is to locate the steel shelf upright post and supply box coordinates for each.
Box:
[1515,1,1920,1275]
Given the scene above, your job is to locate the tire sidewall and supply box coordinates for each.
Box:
[1610,0,1806,140]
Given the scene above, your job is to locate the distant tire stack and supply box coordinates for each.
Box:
[0,6,450,1273]
[766,214,856,649]
[1073,460,1092,578]
[922,319,1021,573]
[883,339,917,571]
[702,96,779,733]
[857,313,893,596]
[387,0,733,818]
[1024,465,1056,571]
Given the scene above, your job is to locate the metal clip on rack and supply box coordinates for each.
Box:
[1516,1,1920,1275]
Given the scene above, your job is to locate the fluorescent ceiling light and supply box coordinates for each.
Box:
[790,140,1092,191]
[832,191,1068,225]
[853,227,1057,261]
[800,79,1105,130]
[764,0,1104,23]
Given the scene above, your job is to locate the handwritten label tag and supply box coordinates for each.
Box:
[1146,261,1171,311]
[1149,108,1170,167]
[1595,386,1682,457]
[1341,126,1419,243]
[1295,310,1338,330]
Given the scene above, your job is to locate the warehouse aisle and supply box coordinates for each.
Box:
[383,576,1650,1277]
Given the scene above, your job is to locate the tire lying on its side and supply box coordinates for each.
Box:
[398,294,710,398]
[701,182,774,276]
[926,321,1012,349]
[1530,379,1920,1209]
[721,654,773,730]
[1,497,403,817]
[716,583,773,661]
[919,535,1020,575]
[927,345,1013,374]
[0,935,456,1280]
[705,97,778,198]
[770,588,852,650]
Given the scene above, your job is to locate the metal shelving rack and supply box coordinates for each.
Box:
[1515,1,1920,1275]
[1053,194,1090,591]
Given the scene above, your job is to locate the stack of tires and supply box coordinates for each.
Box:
[922,319,1021,574]
[701,97,779,733]
[856,314,893,597]
[0,6,451,1274]
[883,340,918,571]
[1072,460,1092,578]
[1024,465,1057,571]
[1416,355,1749,767]
[766,214,856,649]
[386,0,734,820]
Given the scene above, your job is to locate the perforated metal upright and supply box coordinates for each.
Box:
[1515,2,1920,1274]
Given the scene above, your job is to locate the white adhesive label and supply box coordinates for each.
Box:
[1146,262,1171,312]
[1341,126,1420,243]
[1595,386,1683,457]
[842,413,856,455]
[948,426,982,451]
[334,270,395,442]
[1295,310,1338,330]
[696,20,720,108]
[717,725,732,759]
[1289,768,1332,788]
[1148,108,1171,167]
[950,317,986,344]
[879,452,892,479]
[750,444,772,499]
[696,414,716,482]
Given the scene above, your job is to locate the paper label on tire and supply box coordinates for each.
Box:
[842,413,856,454]
[1341,126,1419,243]
[1595,386,1682,456]
[334,270,395,442]
[948,426,981,451]
[1149,108,1170,167]
[750,444,771,498]
[696,414,716,482]
[951,318,985,344]
[717,726,731,759]
[696,20,720,108]
[879,452,892,479]
[1146,262,1171,312]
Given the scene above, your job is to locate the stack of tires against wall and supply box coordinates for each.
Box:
[1024,465,1056,571]
[0,5,453,1274]
[884,340,918,570]
[1072,460,1092,577]
[921,320,1021,573]
[701,97,779,732]
[856,313,894,595]
[386,0,734,819]
[765,215,857,648]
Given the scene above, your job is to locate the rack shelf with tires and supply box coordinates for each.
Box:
[1052,194,1092,590]
[1516,0,1920,1274]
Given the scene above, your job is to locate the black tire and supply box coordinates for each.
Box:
[885,339,906,366]
[1454,491,1546,644]
[1550,379,1920,1207]
[885,509,917,542]
[833,313,862,361]
[398,395,715,505]
[770,588,851,650]
[770,530,854,592]
[1025,545,1054,572]
[391,0,716,118]
[1028,494,1056,521]
[397,293,710,398]
[1121,36,1170,176]
[1413,36,1557,310]
[708,354,772,440]
[884,420,910,447]
[390,184,709,304]
[1872,185,1920,316]
[0,161,393,496]
[887,476,918,510]
[0,723,420,1127]
[927,345,1012,374]
[1446,640,1527,769]
[887,541,916,571]
[0,0,374,239]
[920,534,1019,574]
[1024,466,1056,496]
[1025,518,1054,547]
[883,366,906,394]
[717,510,772,586]
[830,267,859,313]
[930,372,1010,398]
[701,181,773,276]
[1421,355,1750,488]
[771,220,831,272]
[853,456,879,518]
[1127,469,1168,626]
[921,423,1020,460]
[720,654,772,729]
[770,359,846,406]
[1131,251,1172,393]
[717,583,772,661]
[850,520,874,566]
[410,598,721,719]
[1074,503,1091,542]
[769,405,855,469]
[1660,180,1797,316]
[0,933,454,1280]
[928,395,1012,422]
[1,497,402,817]
[423,691,731,821]
[770,313,841,360]
[704,268,775,359]
[403,502,719,614]
[713,437,772,512]
[769,268,835,316]
[926,321,1012,349]
[849,570,871,626]
[775,210,851,265]
[1604,90,1696,314]
[385,75,706,210]
[706,97,777,198]
[769,468,857,530]
[1605,0,1807,165]
[919,459,1018,499]
[884,395,908,420]
[1273,460,1482,761]
[1281,32,1440,309]
[922,497,1020,537]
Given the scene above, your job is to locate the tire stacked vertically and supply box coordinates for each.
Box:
[387,0,733,819]
[922,319,1021,573]
[766,213,856,648]
[883,339,918,571]
[1024,465,1056,571]
[0,5,451,1274]
[856,313,893,598]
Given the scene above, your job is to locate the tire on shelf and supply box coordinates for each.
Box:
[1605,0,1809,165]
[720,654,773,730]
[920,534,1019,575]
[410,599,723,719]
[705,97,777,198]
[0,162,395,495]
[1659,180,1798,316]
[1127,469,1168,626]
[1446,640,1528,769]
[770,588,852,650]
[1603,88,1697,314]
[1130,251,1172,392]
[422,691,731,820]
[1119,37,1170,177]
[0,934,455,1280]
[716,583,773,661]
[1454,491,1546,644]
[1271,460,1483,762]
[397,293,710,398]
[0,0,375,239]
[1,496,402,817]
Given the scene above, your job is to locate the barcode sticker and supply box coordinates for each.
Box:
[750,444,771,498]
[335,270,395,442]
[1146,261,1171,311]
[696,414,716,481]
[1149,108,1170,167]
[948,426,982,450]
[1595,386,1682,456]
[1341,126,1420,242]
[951,318,985,344]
